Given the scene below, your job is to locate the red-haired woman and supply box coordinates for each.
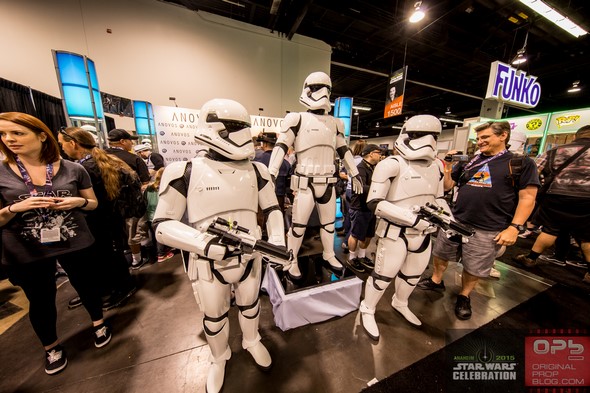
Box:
[0,112,111,376]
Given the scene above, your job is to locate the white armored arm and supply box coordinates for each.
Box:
[252,162,286,247]
[335,119,361,192]
[368,156,431,231]
[268,112,298,177]
[156,221,227,260]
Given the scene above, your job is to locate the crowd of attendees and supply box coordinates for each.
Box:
[1,112,588,377]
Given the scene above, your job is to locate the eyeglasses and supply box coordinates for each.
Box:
[59,127,79,144]
[371,150,383,156]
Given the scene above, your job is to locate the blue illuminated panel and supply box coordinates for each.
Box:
[133,101,155,135]
[334,97,353,140]
[55,52,104,118]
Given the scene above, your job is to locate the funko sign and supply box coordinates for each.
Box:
[486,61,541,109]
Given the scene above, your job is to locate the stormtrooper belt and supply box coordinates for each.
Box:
[291,174,337,190]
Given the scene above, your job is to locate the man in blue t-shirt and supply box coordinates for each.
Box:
[418,121,540,320]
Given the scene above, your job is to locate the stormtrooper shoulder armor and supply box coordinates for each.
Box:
[372,156,402,183]
[159,161,190,194]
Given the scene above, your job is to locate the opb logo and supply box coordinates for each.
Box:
[533,339,584,361]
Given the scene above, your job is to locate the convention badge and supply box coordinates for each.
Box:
[41,227,61,243]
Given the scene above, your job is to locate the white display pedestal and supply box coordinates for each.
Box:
[261,261,362,331]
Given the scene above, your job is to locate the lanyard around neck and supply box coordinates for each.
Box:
[77,154,92,164]
[464,149,507,171]
[14,156,53,196]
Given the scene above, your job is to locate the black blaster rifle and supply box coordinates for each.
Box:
[418,203,475,239]
[207,218,292,268]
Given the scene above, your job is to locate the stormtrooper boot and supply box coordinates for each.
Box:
[244,340,272,371]
[206,346,231,393]
[288,262,302,280]
[391,294,422,327]
[323,253,344,273]
[359,300,379,341]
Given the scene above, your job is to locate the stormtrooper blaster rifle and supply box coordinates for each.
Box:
[417,203,475,240]
[206,218,292,268]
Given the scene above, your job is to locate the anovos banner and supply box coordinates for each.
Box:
[384,66,407,119]
[486,61,541,109]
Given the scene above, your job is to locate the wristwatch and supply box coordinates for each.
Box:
[509,223,526,233]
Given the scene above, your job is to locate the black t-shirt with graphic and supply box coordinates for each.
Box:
[451,151,540,231]
[0,160,95,265]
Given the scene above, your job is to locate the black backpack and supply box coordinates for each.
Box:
[114,170,147,219]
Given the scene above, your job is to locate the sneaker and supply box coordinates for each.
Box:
[347,257,365,273]
[538,254,567,266]
[359,257,374,270]
[489,267,501,278]
[68,296,82,310]
[45,345,67,375]
[341,242,349,254]
[131,257,148,270]
[102,285,137,311]
[455,295,472,320]
[94,324,112,348]
[517,229,535,239]
[566,260,588,269]
[157,251,175,263]
[416,277,445,292]
[514,254,538,268]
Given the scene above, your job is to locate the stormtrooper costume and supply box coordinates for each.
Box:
[153,99,285,393]
[359,115,451,340]
[267,71,362,279]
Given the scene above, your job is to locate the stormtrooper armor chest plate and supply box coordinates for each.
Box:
[186,158,258,227]
[386,159,439,207]
[293,113,337,176]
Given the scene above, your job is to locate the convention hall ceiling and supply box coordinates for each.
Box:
[161,0,590,137]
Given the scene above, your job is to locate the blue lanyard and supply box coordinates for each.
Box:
[77,154,92,164]
[14,156,53,196]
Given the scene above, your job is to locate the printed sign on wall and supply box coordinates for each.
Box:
[153,105,204,163]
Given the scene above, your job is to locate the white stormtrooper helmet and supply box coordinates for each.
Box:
[195,98,254,160]
[299,71,332,113]
[508,130,526,153]
[394,114,441,162]
[141,138,153,146]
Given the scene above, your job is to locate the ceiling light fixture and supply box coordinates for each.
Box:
[518,0,588,38]
[439,117,464,124]
[221,0,245,8]
[568,80,581,93]
[409,1,425,23]
[511,30,529,65]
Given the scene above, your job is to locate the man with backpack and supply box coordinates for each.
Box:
[418,121,540,320]
[105,129,150,269]
[515,125,590,284]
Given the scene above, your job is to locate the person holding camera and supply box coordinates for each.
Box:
[418,121,539,320]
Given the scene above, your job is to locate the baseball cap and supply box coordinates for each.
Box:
[134,144,151,153]
[108,129,139,141]
[361,144,384,157]
[256,132,278,144]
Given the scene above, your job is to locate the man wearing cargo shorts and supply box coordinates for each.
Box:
[417,121,539,320]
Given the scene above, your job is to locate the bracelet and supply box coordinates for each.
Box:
[7,204,15,214]
[80,198,89,208]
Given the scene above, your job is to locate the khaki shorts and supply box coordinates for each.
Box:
[432,226,502,278]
